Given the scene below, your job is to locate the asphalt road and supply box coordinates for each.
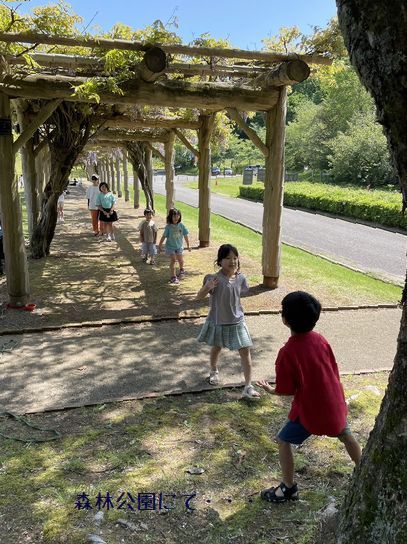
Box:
[153,176,406,284]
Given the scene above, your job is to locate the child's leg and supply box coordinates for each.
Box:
[170,255,177,277]
[176,253,184,271]
[339,433,362,464]
[238,347,253,386]
[210,346,222,371]
[277,438,295,487]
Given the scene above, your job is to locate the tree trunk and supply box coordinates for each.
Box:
[20,139,39,237]
[30,102,95,258]
[115,156,122,197]
[333,2,407,542]
[126,141,154,210]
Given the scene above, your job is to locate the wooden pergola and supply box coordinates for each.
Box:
[0,31,331,306]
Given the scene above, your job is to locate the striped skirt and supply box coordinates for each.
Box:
[197,319,253,350]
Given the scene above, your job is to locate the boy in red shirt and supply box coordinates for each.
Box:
[257,291,362,502]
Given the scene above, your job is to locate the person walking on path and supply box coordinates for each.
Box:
[86,174,101,236]
[96,182,118,242]
[196,243,261,400]
[138,208,158,265]
[256,291,362,503]
[57,191,65,223]
[158,208,190,284]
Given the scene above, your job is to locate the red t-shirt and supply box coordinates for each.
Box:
[275,331,347,436]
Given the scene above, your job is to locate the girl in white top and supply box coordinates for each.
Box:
[57,191,65,223]
[196,243,260,399]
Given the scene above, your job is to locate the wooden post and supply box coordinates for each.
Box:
[262,87,288,288]
[101,158,107,183]
[122,150,129,201]
[0,92,30,306]
[15,101,40,237]
[109,157,116,193]
[165,130,175,211]
[198,113,215,247]
[133,163,140,209]
[145,145,153,200]
[115,156,122,197]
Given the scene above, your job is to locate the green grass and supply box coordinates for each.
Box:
[187,175,245,198]
[0,372,390,543]
[152,194,401,303]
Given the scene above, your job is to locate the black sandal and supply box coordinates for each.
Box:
[261,482,299,503]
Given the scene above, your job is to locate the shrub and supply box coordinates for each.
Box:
[239,182,406,230]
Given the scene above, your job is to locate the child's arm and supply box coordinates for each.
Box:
[256,380,277,395]
[196,277,219,300]
[184,235,191,251]
[158,234,166,252]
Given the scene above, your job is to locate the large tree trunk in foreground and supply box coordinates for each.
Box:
[126,141,154,210]
[31,102,95,258]
[334,2,407,542]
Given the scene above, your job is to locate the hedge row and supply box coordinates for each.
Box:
[239,182,407,230]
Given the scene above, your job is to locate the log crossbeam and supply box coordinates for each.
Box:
[174,128,199,158]
[226,108,268,157]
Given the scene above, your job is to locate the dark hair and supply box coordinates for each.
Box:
[215,244,240,271]
[99,181,109,191]
[281,291,321,333]
[91,174,99,180]
[166,208,181,224]
[144,208,153,216]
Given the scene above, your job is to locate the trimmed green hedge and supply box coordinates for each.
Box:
[239,181,407,230]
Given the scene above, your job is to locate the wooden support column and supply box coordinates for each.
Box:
[122,150,129,201]
[262,87,288,288]
[115,156,122,197]
[0,92,30,306]
[109,157,116,193]
[101,158,107,183]
[164,131,175,211]
[132,163,140,209]
[145,145,153,200]
[198,114,215,247]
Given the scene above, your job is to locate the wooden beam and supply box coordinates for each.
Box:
[145,141,165,162]
[12,98,62,153]
[0,92,30,306]
[0,74,279,111]
[251,60,311,88]
[226,108,268,157]
[174,128,199,158]
[0,31,333,65]
[5,53,270,78]
[92,130,170,143]
[103,116,201,130]
[167,63,268,77]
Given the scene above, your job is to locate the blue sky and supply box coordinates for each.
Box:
[18,0,337,49]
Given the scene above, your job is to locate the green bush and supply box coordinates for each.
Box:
[239,182,407,230]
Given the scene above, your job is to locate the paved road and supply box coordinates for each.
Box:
[153,176,406,284]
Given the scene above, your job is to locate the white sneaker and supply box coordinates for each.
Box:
[106,235,112,242]
[241,384,261,400]
[208,370,220,385]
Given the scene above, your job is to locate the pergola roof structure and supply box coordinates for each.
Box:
[0,30,331,306]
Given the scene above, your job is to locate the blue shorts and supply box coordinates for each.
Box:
[141,242,157,256]
[165,248,183,256]
[277,418,351,445]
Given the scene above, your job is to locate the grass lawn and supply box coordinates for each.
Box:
[153,194,401,306]
[0,372,389,543]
